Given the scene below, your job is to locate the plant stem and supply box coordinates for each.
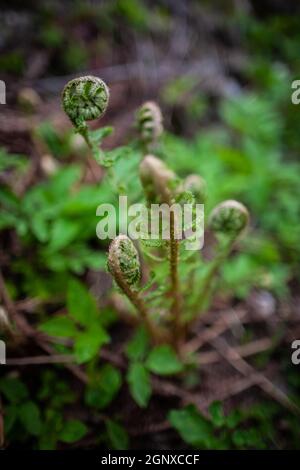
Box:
[112,269,167,343]
[190,237,234,319]
[169,209,183,352]
[75,126,99,182]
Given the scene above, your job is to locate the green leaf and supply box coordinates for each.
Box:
[49,219,79,251]
[168,405,213,448]
[31,214,49,242]
[231,428,263,449]
[74,326,109,364]
[48,166,81,195]
[126,326,150,361]
[102,146,130,168]
[85,364,122,410]
[209,401,225,427]
[19,401,42,436]
[0,377,29,403]
[225,409,243,429]
[4,405,18,433]
[39,316,77,338]
[146,345,183,375]
[106,420,129,450]
[59,419,88,443]
[90,126,113,144]
[67,279,99,325]
[127,362,152,408]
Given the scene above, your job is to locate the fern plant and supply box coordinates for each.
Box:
[62,76,250,360]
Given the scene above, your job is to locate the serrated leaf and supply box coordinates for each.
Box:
[74,326,109,364]
[67,279,99,325]
[209,401,225,427]
[39,316,77,338]
[59,419,88,443]
[106,420,129,450]
[85,364,122,410]
[146,345,183,375]
[127,362,151,408]
[225,409,243,429]
[31,214,49,242]
[126,326,150,361]
[4,405,18,433]
[168,405,214,448]
[0,378,28,403]
[49,219,79,251]
[19,401,42,436]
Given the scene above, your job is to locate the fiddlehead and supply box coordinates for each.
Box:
[139,155,178,204]
[188,200,249,320]
[62,76,109,131]
[62,76,111,169]
[137,101,163,147]
[108,235,141,289]
[209,199,249,238]
[108,235,166,342]
[183,174,207,204]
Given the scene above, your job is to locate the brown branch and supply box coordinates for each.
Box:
[211,336,300,416]
[129,374,259,437]
[6,354,75,366]
[195,337,273,365]
[0,269,88,384]
[183,308,247,355]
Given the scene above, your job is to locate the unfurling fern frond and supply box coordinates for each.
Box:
[209,200,249,238]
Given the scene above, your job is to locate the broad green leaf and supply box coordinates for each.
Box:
[39,316,77,338]
[59,419,88,443]
[209,401,225,427]
[31,214,49,242]
[4,405,18,433]
[168,405,214,448]
[0,377,28,403]
[225,409,243,429]
[126,326,150,362]
[146,345,183,375]
[127,362,151,408]
[67,279,99,325]
[74,326,109,364]
[232,428,263,448]
[19,401,42,436]
[49,219,79,251]
[48,166,81,195]
[106,419,129,450]
[85,364,122,410]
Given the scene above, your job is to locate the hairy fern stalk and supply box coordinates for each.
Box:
[62,76,250,358]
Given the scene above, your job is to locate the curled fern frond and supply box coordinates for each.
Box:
[209,200,249,237]
[137,101,163,145]
[139,155,178,204]
[183,174,207,204]
[108,235,141,288]
[62,76,109,131]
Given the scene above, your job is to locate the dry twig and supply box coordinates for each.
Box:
[211,336,300,415]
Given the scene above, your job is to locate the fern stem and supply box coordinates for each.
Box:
[192,238,234,318]
[113,269,165,343]
[169,209,183,352]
